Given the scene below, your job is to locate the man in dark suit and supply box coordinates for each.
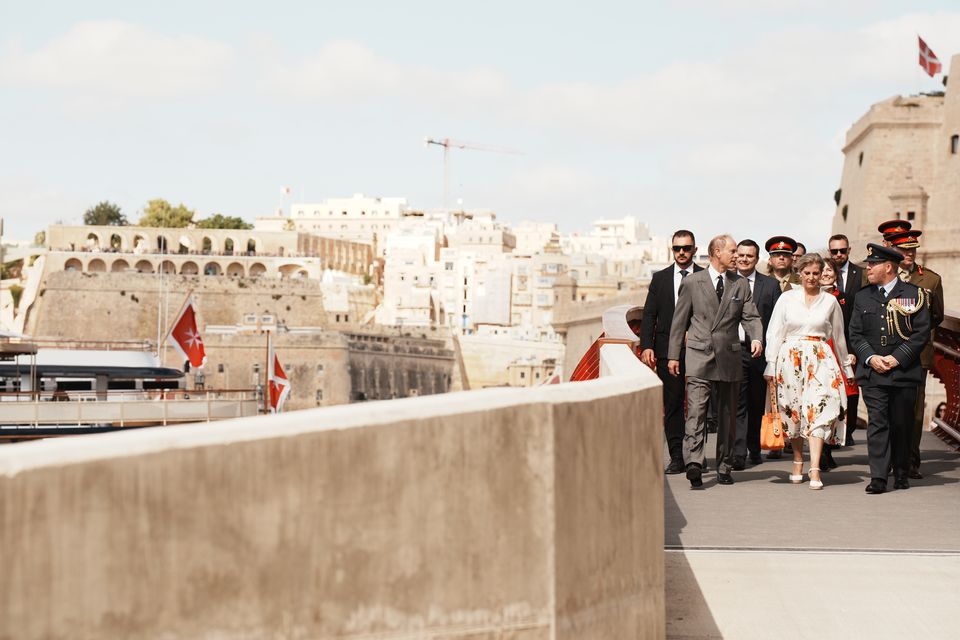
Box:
[828,233,864,445]
[732,239,781,468]
[641,230,703,474]
[667,234,763,488]
[849,244,931,494]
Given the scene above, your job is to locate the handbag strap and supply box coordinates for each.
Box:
[768,379,778,412]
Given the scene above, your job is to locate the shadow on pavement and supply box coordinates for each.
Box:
[663,477,723,639]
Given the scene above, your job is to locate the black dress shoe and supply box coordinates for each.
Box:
[686,464,703,488]
[865,479,887,494]
[717,473,734,485]
[731,455,746,471]
[894,477,910,490]
[665,460,685,475]
[909,468,923,480]
[845,435,855,447]
[748,452,762,465]
[767,449,782,460]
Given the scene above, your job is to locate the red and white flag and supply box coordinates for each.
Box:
[919,36,942,77]
[166,297,207,368]
[267,337,290,413]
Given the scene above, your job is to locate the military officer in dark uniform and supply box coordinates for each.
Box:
[885,228,945,479]
[849,244,932,494]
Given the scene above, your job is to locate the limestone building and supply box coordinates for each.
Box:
[832,53,960,307]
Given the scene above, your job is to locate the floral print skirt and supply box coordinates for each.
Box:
[773,336,847,445]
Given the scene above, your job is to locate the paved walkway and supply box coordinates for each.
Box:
[664,431,960,639]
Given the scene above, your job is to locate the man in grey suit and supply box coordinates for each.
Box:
[668,235,764,488]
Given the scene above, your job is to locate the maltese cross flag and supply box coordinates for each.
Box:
[919,36,942,77]
[267,341,290,413]
[166,297,207,368]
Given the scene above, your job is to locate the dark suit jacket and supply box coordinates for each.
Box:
[840,261,864,300]
[641,263,704,358]
[849,280,931,387]
[741,272,780,373]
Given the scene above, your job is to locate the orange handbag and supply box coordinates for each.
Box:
[760,381,785,450]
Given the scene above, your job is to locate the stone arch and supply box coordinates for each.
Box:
[278,263,302,278]
[278,246,285,257]
[133,234,148,253]
[135,259,154,273]
[249,263,267,278]
[246,238,257,254]
[111,259,130,272]
[203,262,222,276]
[64,258,83,272]
[110,233,123,250]
[157,235,171,253]
[297,269,308,279]
[160,260,176,274]
[226,262,244,277]
[88,258,107,272]
[86,232,101,250]
[180,261,199,275]
[202,236,214,253]
[224,238,235,254]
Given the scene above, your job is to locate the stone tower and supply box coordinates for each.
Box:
[831,53,960,307]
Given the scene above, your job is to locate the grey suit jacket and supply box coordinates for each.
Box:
[667,269,763,382]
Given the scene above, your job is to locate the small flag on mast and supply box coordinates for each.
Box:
[166,297,207,368]
[267,335,291,413]
[918,36,942,77]
[280,186,292,195]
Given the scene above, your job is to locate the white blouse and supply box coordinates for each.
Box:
[763,289,854,378]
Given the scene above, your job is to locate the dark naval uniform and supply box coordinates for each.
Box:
[849,248,932,491]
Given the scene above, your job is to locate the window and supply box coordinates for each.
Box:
[841,205,848,222]
[252,364,260,374]
[952,134,959,154]
[520,371,526,379]
[317,364,325,373]
[315,389,323,405]
[907,211,916,221]
[217,364,225,373]
[858,151,864,166]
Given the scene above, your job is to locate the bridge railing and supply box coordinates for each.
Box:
[931,309,960,447]
[0,351,665,639]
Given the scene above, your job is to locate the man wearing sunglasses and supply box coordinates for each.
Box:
[828,233,864,446]
[641,230,704,474]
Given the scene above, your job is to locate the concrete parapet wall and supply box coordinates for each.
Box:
[0,370,664,639]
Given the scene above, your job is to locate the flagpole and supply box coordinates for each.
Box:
[264,330,271,415]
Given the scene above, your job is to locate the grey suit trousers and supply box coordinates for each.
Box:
[684,376,740,474]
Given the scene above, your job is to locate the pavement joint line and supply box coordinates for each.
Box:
[665,546,960,556]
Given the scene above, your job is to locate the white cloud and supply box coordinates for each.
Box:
[0,21,233,99]
[268,39,508,107]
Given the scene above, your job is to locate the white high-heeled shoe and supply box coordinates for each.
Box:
[790,460,804,484]
[809,467,823,490]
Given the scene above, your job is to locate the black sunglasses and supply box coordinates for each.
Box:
[829,248,849,254]
[672,244,694,252]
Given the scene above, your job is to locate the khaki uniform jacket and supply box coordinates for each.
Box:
[903,264,944,369]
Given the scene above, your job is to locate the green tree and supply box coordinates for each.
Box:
[195,214,254,230]
[138,199,195,228]
[83,201,127,226]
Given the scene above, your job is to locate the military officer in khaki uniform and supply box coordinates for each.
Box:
[765,236,801,292]
[885,229,945,479]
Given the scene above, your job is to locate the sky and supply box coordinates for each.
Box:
[1,1,959,248]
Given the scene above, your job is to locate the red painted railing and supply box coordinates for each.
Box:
[931,309,960,448]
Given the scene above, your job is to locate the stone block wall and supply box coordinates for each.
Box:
[0,371,664,639]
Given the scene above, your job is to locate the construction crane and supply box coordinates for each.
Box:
[424,137,520,211]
